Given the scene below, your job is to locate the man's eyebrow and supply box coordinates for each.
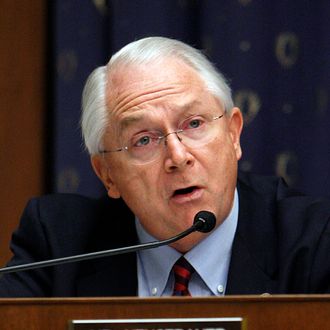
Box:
[118,100,202,129]
[119,113,146,130]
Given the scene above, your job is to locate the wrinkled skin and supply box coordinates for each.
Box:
[92,58,243,252]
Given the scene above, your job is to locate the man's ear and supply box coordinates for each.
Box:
[228,107,244,160]
[91,155,121,199]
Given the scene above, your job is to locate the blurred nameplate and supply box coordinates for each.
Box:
[69,317,245,330]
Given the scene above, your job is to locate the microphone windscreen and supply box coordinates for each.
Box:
[193,211,216,233]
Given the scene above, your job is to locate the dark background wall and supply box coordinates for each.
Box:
[0,0,46,266]
[1,0,329,266]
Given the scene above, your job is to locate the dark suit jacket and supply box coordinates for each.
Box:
[0,172,329,297]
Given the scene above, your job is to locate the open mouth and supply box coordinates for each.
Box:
[173,186,197,196]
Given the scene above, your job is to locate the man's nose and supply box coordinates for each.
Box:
[163,132,193,171]
[163,130,183,146]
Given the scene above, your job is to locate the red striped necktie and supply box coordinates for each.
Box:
[172,256,195,296]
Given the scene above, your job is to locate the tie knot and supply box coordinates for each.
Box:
[172,257,195,296]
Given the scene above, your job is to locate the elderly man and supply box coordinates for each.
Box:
[0,37,329,297]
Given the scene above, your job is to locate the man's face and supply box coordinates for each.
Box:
[92,58,243,252]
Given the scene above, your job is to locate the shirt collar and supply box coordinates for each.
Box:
[135,220,181,296]
[136,189,239,296]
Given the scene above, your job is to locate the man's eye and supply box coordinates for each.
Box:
[135,135,151,147]
[188,118,202,129]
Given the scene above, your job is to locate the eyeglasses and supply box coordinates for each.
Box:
[99,113,224,165]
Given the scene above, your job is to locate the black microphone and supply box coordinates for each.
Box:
[193,210,216,233]
[0,210,216,275]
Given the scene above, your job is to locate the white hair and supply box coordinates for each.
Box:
[81,36,234,155]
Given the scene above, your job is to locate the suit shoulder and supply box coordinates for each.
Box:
[241,171,330,232]
[16,193,133,251]
[238,171,291,198]
[238,171,330,220]
[21,193,112,229]
[29,193,103,211]
[36,193,102,210]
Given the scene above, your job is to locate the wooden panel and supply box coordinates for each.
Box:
[0,1,46,266]
[0,295,329,330]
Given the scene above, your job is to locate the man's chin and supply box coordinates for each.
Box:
[169,231,207,253]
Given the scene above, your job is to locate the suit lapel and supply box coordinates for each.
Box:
[76,252,138,296]
[226,175,279,294]
[226,233,278,294]
[75,197,139,296]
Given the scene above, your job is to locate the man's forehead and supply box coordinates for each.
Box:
[107,57,201,91]
[106,59,210,126]
[116,98,203,129]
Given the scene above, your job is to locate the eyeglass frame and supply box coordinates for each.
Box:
[99,113,225,163]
